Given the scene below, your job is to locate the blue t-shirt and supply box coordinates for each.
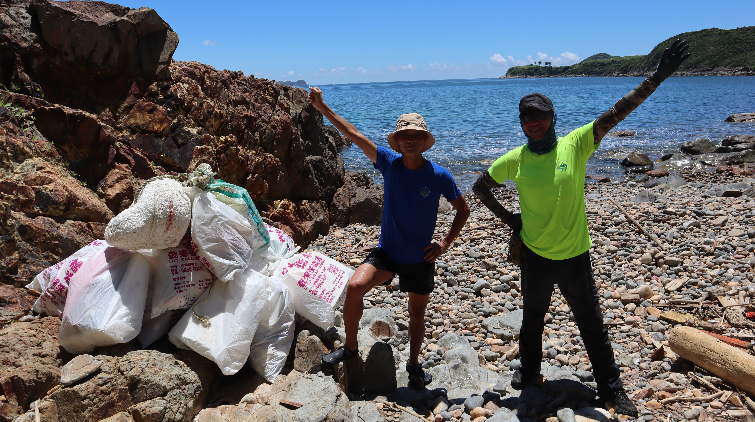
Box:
[374,146,461,264]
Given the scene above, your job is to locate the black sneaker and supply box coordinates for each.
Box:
[322,345,358,365]
[406,363,432,388]
[609,389,639,418]
[511,369,537,390]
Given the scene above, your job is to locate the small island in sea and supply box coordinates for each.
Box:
[501,26,755,78]
[278,79,308,88]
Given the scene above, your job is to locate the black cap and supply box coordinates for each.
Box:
[519,93,554,117]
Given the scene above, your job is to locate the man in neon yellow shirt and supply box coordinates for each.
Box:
[473,40,689,417]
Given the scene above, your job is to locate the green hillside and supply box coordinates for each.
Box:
[503,26,755,78]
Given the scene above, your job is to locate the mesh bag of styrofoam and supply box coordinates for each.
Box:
[105,178,192,250]
[191,191,264,282]
[168,268,270,375]
[247,277,295,382]
[271,251,353,330]
[26,239,110,317]
[148,235,215,319]
[59,247,151,354]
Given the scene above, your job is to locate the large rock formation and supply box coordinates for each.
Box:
[0,0,349,286]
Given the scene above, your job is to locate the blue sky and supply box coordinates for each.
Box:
[119,0,753,85]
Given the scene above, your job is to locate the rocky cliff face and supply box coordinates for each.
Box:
[0,0,348,287]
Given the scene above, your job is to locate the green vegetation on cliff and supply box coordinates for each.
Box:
[504,26,755,77]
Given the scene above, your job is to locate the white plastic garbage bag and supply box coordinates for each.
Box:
[209,180,269,245]
[247,224,299,275]
[105,178,192,250]
[137,309,186,348]
[248,278,295,383]
[59,247,151,354]
[26,240,110,317]
[168,269,270,375]
[149,236,215,319]
[191,191,266,282]
[272,251,354,330]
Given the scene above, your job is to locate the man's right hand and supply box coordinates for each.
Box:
[309,86,326,111]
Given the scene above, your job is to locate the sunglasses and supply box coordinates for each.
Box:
[520,110,553,123]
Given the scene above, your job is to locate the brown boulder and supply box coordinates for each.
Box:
[0,316,71,421]
[16,350,205,422]
[620,152,653,167]
[725,113,755,123]
[0,204,104,287]
[0,0,178,113]
[0,284,36,322]
[329,171,383,227]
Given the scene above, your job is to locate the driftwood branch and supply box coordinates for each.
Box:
[608,198,664,250]
[660,390,724,405]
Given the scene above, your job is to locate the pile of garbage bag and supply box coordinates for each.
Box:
[26,164,354,382]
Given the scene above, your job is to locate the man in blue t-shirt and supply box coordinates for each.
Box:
[309,87,470,387]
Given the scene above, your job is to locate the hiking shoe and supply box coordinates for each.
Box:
[609,389,639,417]
[511,369,537,390]
[406,363,433,388]
[322,345,358,365]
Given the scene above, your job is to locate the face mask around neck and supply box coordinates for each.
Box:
[523,113,558,155]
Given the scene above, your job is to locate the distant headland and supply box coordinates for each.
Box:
[501,26,755,78]
[278,80,308,88]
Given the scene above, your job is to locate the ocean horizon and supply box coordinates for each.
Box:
[317,76,755,192]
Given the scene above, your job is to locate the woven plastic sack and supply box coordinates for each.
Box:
[105,178,192,250]
[148,236,215,319]
[272,251,354,330]
[209,180,269,245]
[191,191,265,282]
[26,240,110,317]
[247,278,295,383]
[137,309,186,348]
[168,268,270,375]
[247,224,299,275]
[59,247,151,354]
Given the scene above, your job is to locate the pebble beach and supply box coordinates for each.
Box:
[308,169,755,422]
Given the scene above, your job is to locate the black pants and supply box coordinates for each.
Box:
[519,244,623,396]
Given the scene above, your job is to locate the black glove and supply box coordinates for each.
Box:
[505,212,522,232]
[649,39,690,84]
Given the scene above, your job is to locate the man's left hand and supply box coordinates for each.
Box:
[423,241,447,262]
[650,39,690,84]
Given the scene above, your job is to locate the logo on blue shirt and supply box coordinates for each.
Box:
[419,187,430,198]
[557,161,568,172]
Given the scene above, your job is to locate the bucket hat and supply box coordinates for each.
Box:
[386,113,435,153]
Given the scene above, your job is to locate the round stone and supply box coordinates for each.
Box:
[638,285,653,299]
[60,354,102,385]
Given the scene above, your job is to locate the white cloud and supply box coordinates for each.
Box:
[430,63,451,70]
[387,64,415,72]
[202,40,216,46]
[489,54,507,64]
[287,71,294,76]
[560,51,579,62]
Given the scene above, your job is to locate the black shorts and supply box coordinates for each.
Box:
[362,248,435,295]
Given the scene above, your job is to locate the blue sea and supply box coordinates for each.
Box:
[318,76,755,192]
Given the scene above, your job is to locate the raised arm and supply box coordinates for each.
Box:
[308,87,378,164]
[472,172,522,232]
[593,39,690,144]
